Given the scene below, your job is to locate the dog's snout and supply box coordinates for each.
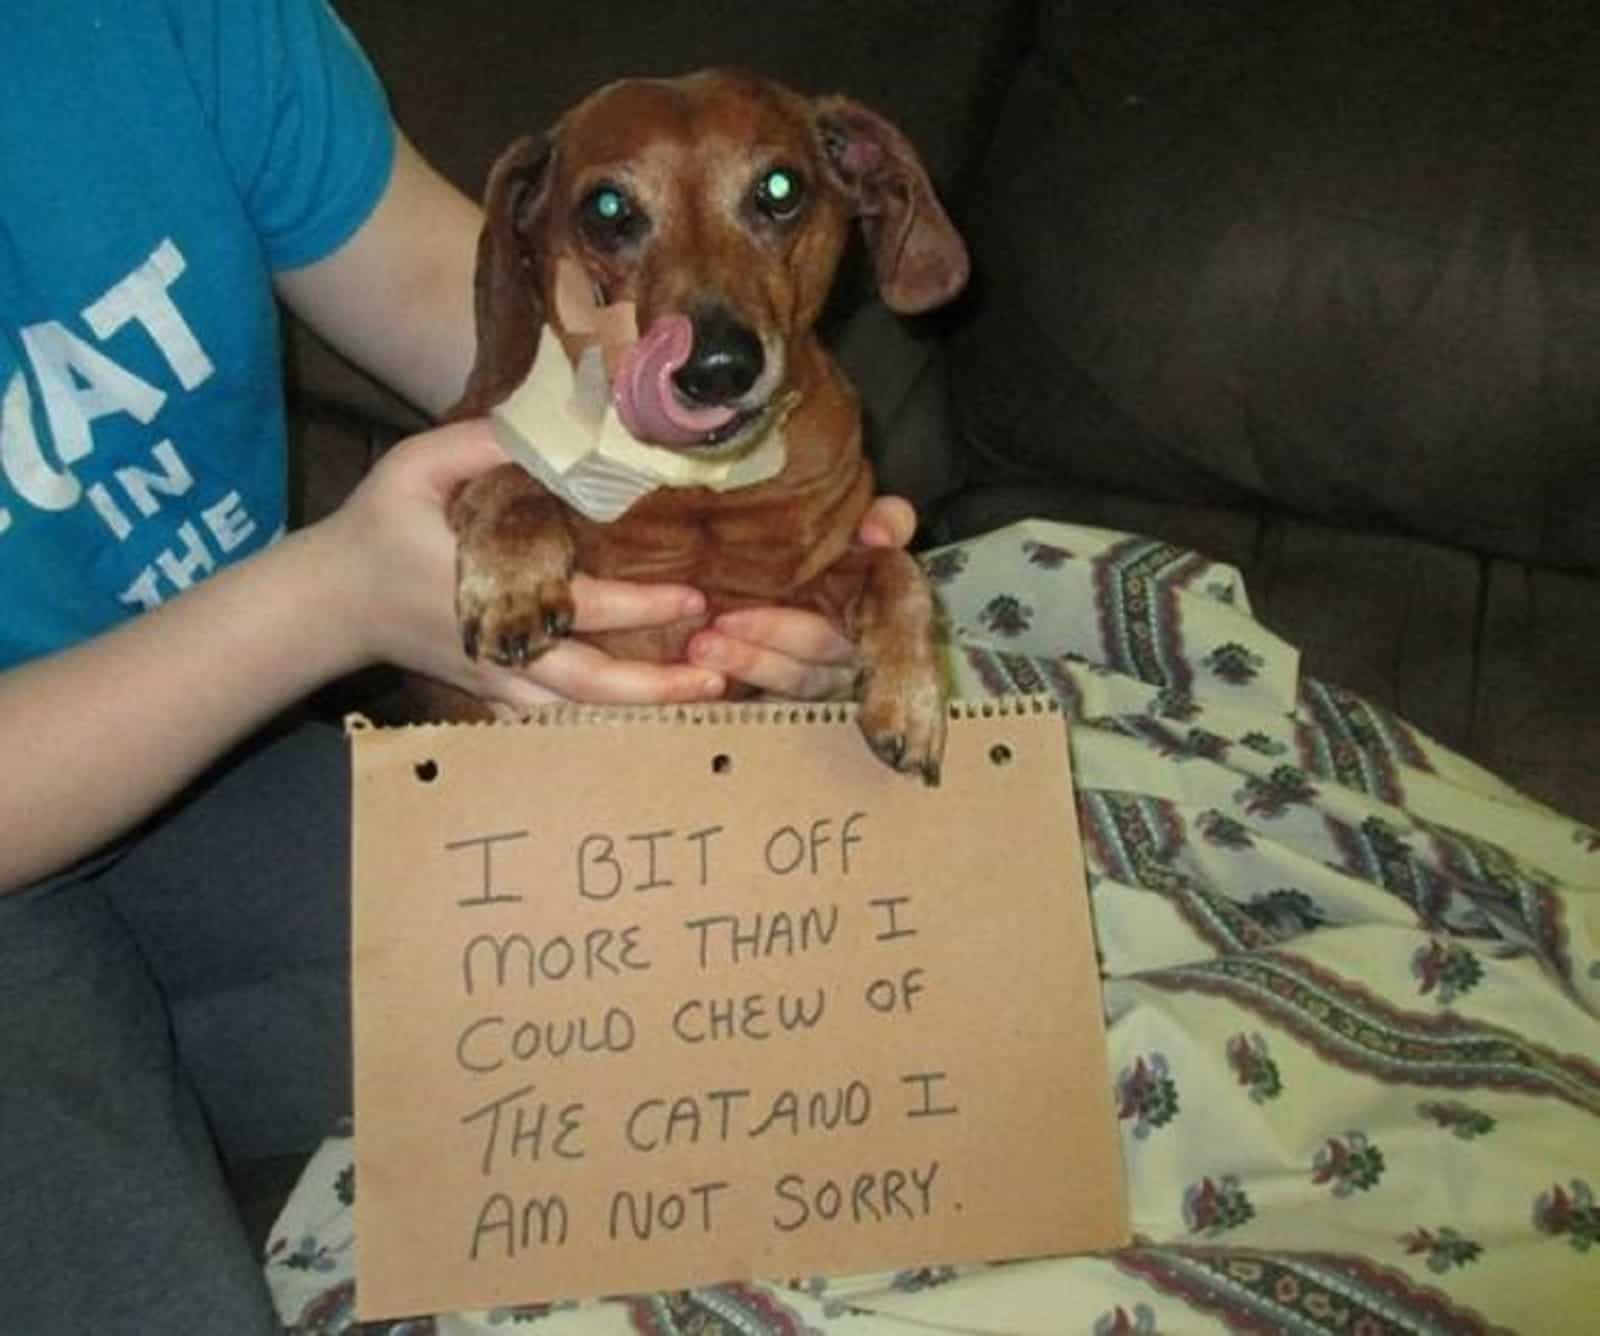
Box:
[673,309,764,405]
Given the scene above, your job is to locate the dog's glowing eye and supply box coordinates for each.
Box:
[753,167,805,219]
[578,183,646,248]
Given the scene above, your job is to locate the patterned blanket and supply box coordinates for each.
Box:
[268,520,1600,1335]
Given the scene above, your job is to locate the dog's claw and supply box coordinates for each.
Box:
[455,560,575,673]
[857,659,946,783]
[497,633,531,667]
[871,734,907,769]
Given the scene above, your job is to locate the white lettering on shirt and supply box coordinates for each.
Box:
[83,238,215,391]
[202,490,257,554]
[19,320,166,467]
[1,238,218,522]
[0,369,79,512]
[115,438,193,519]
[3,237,270,617]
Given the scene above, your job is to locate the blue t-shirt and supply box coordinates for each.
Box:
[0,0,394,669]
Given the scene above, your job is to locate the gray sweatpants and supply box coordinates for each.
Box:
[0,720,350,1334]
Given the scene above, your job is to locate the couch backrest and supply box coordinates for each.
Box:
[298,0,1032,495]
[334,0,1033,216]
[954,0,1600,569]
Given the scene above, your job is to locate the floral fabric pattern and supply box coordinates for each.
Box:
[268,520,1599,1335]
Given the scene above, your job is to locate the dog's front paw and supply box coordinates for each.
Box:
[450,468,578,668]
[857,659,947,786]
[457,554,575,667]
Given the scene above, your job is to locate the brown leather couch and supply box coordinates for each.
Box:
[254,0,1600,1257]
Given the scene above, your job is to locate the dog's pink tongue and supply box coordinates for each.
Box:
[612,315,737,446]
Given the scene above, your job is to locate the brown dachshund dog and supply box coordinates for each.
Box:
[439,69,969,782]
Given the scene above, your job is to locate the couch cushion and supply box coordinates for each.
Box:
[953,0,1600,570]
[1476,562,1600,827]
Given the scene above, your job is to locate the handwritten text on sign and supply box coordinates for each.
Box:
[350,709,1127,1319]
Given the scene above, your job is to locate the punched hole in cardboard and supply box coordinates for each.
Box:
[415,759,440,784]
[711,753,734,775]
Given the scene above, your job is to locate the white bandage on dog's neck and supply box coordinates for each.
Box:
[490,261,787,522]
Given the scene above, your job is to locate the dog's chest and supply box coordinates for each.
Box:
[571,492,854,604]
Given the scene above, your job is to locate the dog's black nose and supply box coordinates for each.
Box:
[674,309,764,404]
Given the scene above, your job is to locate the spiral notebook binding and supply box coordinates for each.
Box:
[345,694,1059,736]
[952,695,1062,720]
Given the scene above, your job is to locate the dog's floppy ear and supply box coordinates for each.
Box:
[814,96,970,315]
[457,134,555,413]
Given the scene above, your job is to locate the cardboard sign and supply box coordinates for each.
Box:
[348,700,1127,1321]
